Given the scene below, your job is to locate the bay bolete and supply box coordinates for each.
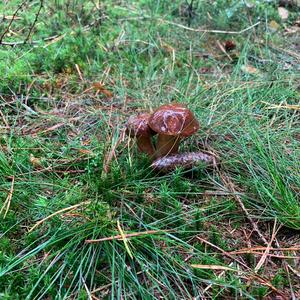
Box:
[125,113,156,157]
[149,103,199,157]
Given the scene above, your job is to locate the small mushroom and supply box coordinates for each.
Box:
[125,113,156,157]
[148,103,199,157]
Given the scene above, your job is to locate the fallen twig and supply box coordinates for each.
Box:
[255,220,279,272]
[24,0,44,44]
[262,102,300,111]
[116,220,133,259]
[28,201,90,232]
[0,0,26,44]
[0,176,15,218]
[157,19,261,35]
[0,15,22,20]
[102,128,126,175]
[229,245,300,254]
[190,264,237,271]
[0,109,10,128]
[85,229,170,243]
[0,34,62,47]
[216,39,233,61]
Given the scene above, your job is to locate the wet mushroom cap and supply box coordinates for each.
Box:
[125,113,156,137]
[148,103,199,137]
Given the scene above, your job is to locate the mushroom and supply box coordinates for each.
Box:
[125,113,156,158]
[148,103,199,157]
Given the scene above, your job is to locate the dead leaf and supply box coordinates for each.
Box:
[241,64,260,75]
[278,7,289,20]
[41,123,65,134]
[160,41,175,53]
[81,139,91,146]
[30,154,42,168]
[78,149,93,155]
[269,20,280,31]
[93,82,113,98]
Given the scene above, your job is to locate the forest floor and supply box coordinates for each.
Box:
[0,1,299,299]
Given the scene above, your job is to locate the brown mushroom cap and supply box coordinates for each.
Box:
[148,103,199,137]
[125,113,156,137]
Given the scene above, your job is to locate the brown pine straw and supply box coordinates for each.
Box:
[229,246,300,254]
[0,175,15,218]
[28,201,91,232]
[254,220,280,272]
[85,229,172,243]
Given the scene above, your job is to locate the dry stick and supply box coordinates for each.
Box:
[0,15,22,20]
[75,64,84,82]
[196,237,287,298]
[116,220,133,259]
[1,34,61,46]
[255,219,279,272]
[0,176,15,218]
[202,262,235,295]
[196,237,249,269]
[216,39,232,61]
[190,264,237,271]
[220,173,268,246]
[0,109,10,128]
[85,229,169,243]
[158,19,260,34]
[117,8,260,35]
[0,0,26,43]
[1,14,103,47]
[91,270,144,295]
[230,246,300,254]
[24,0,44,44]
[231,252,297,259]
[102,129,126,175]
[28,201,90,232]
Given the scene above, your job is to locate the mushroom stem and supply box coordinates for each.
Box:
[136,136,156,158]
[155,134,181,157]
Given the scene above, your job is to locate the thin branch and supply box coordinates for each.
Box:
[0,0,26,43]
[28,201,90,232]
[0,109,10,128]
[157,19,261,35]
[0,176,15,218]
[24,0,44,44]
[0,34,61,47]
[229,245,300,254]
[254,219,279,272]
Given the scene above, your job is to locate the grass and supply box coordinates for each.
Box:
[0,0,300,299]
